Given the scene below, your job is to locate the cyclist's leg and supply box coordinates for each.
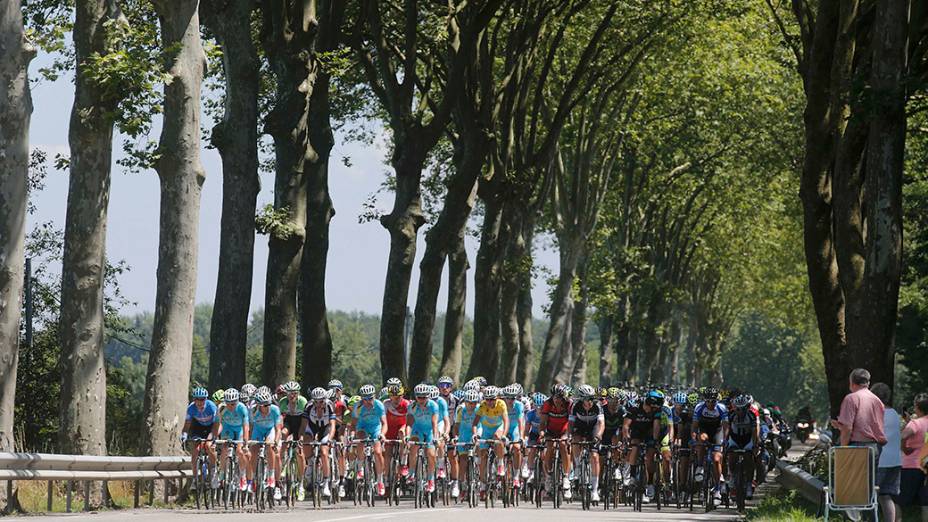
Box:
[408,435,421,478]
[373,440,384,482]
[559,435,571,476]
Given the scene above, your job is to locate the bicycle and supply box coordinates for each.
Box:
[503,440,522,507]
[280,438,301,508]
[351,437,378,507]
[727,447,752,513]
[627,442,647,512]
[383,439,405,506]
[599,443,624,510]
[408,440,434,508]
[477,437,505,509]
[303,441,332,508]
[455,441,480,508]
[188,438,213,510]
[215,439,244,510]
[574,440,597,510]
[247,441,275,512]
[524,441,545,508]
[436,440,452,506]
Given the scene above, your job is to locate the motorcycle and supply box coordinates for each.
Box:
[795,419,814,444]
[776,422,792,457]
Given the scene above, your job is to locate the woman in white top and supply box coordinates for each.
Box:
[871,383,901,522]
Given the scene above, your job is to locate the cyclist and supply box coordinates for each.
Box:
[438,376,458,481]
[692,386,729,501]
[250,388,283,499]
[241,383,257,409]
[300,387,337,499]
[727,394,760,500]
[212,389,225,405]
[602,388,627,481]
[524,393,546,483]
[351,384,387,497]
[502,384,526,489]
[278,381,307,487]
[216,387,250,491]
[407,383,440,493]
[383,383,410,480]
[571,384,605,502]
[452,390,480,499]
[539,384,572,499]
[671,391,694,498]
[328,379,348,493]
[642,390,673,502]
[431,385,451,481]
[181,387,219,490]
[473,385,509,500]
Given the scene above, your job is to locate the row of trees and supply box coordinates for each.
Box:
[1,0,925,462]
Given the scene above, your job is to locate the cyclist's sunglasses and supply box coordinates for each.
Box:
[438,383,452,389]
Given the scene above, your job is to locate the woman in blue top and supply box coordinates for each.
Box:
[217,388,251,491]
[250,389,283,498]
[502,385,526,488]
[407,383,440,494]
[180,387,218,489]
[451,390,480,499]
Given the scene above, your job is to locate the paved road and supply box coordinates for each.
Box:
[9,442,812,521]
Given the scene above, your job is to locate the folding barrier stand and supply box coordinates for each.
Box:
[824,445,879,521]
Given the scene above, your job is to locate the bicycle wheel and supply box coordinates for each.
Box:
[735,456,746,512]
[552,452,561,509]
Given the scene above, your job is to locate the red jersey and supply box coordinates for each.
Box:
[541,397,570,435]
[384,397,409,439]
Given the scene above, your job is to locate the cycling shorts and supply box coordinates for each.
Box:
[303,425,330,443]
[411,426,435,446]
[385,423,406,441]
[629,426,651,442]
[697,425,724,451]
[251,426,275,442]
[727,439,754,451]
[190,423,212,440]
[527,431,541,446]
[648,432,670,453]
[603,427,621,444]
[546,422,569,438]
[283,416,302,439]
[356,424,382,440]
[573,422,597,439]
[478,425,503,449]
[221,425,243,442]
[507,427,522,443]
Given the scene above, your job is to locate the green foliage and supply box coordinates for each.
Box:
[255,204,302,240]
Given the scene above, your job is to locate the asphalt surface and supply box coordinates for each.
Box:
[8,442,812,521]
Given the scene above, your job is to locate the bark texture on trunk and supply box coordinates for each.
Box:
[408,148,480,385]
[536,237,581,390]
[439,237,469,383]
[58,0,124,456]
[142,0,206,456]
[300,0,344,389]
[202,0,260,391]
[0,0,33,452]
[469,196,505,380]
[261,0,316,387]
[515,270,535,386]
[598,316,613,386]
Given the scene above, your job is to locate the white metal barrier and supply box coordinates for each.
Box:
[0,451,192,513]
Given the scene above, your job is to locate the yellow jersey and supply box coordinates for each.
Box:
[476,399,508,429]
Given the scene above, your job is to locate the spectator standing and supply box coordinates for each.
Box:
[831,368,888,451]
[898,393,928,522]
[871,383,901,521]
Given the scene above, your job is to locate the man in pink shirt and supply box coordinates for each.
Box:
[898,393,928,521]
[831,368,888,448]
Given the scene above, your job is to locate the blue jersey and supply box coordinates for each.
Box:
[525,409,542,434]
[186,400,218,427]
[455,405,478,443]
[252,404,282,431]
[507,400,525,436]
[436,397,450,425]
[409,399,439,433]
[354,399,386,433]
[219,402,250,428]
[693,402,728,430]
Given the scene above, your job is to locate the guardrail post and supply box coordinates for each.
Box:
[133,480,140,508]
[6,480,12,510]
[82,480,90,511]
[47,481,53,511]
[65,480,72,513]
[147,480,153,506]
[163,479,169,505]
[102,480,109,507]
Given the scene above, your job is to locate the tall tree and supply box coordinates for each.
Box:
[260,0,313,386]
[142,0,206,455]
[300,0,346,388]
[0,0,34,452]
[58,0,126,456]
[352,0,499,383]
[202,0,261,391]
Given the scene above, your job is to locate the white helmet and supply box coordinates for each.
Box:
[483,386,499,399]
[255,390,273,405]
[359,384,376,398]
[577,384,596,399]
[282,381,300,393]
[464,390,480,403]
[414,383,430,397]
[224,388,240,402]
[310,387,327,400]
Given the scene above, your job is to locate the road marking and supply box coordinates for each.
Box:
[314,508,453,522]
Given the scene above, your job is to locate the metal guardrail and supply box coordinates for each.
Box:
[0,451,192,513]
[776,459,826,508]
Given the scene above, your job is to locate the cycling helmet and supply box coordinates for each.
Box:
[627,394,641,408]
[256,385,271,396]
[283,381,300,393]
[550,384,560,397]
[438,375,454,386]
[563,385,573,397]
[359,384,376,398]
[414,383,430,397]
[607,388,622,400]
[531,392,546,407]
[688,391,700,405]
[275,384,285,396]
[328,379,344,390]
[645,389,665,406]
[483,386,499,399]
[672,391,688,405]
[463,380,479,392]
[704,387,720,401]
[476,376,488,387]
[464,390,480,403]
[347,395,361,407]
[387,384,403,396]
[501,385,518,399]
[310,387,327,400]
[212,389,225,402]
[428,385,439,400]
[224,388,239,402]
[255,389,273,405]
[452,389,465,401]
[380,387,389,399]
[511,383,524,396]
[552,384,569,398]
[762,408,771,417]
[577,384,596,399]
[192,387,208,399]
[241,383,256,397]
[598,386,609,398]
[733,394,751,409]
